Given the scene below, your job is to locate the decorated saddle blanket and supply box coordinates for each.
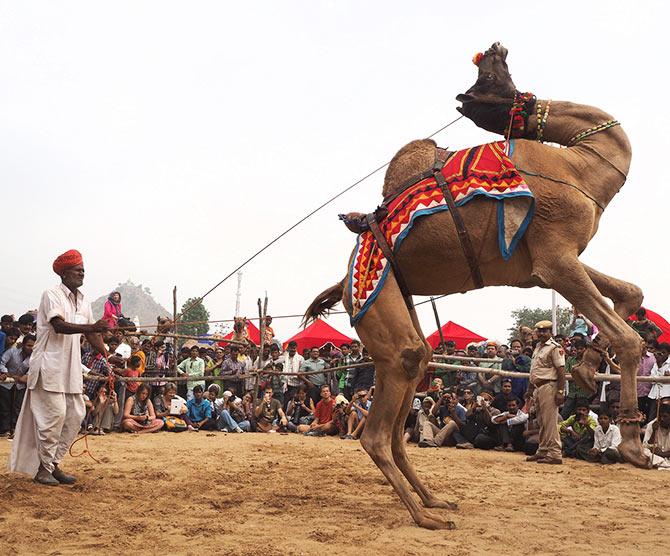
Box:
[348,140,534,325]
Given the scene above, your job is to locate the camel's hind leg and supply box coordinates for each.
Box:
[355,275,454,530]
[533,256,649,467]
[388,309,458,510]
[582,264,643,320]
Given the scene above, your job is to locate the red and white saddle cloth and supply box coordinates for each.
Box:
[348,140,534,325]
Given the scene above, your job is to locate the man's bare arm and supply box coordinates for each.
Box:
[50,316,108,336]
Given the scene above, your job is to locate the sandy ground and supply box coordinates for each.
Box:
[0,431,666,556]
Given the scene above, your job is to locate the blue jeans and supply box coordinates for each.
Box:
[217,410,249,431]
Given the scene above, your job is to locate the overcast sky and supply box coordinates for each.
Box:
[1,0,668,343]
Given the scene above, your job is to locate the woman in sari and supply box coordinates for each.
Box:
[102,291,122,328]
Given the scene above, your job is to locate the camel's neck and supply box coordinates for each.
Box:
[523,99,632,208]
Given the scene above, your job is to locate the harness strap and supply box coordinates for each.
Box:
[364,212,414,311]
[431,150,485,289]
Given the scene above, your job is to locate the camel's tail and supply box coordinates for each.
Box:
[303,280,345,326]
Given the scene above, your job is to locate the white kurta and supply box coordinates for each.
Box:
[9,283,93,475]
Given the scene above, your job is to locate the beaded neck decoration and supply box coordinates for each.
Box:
[505,91,536,140]
[535,99,551,142]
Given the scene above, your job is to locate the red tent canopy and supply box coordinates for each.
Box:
[283,319,353,353]
[221,320,261,346]
[629,307,670,343]
[426,321,487,350]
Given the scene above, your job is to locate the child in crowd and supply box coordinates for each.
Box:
[587,412,622,464]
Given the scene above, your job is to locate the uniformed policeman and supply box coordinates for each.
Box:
[524,320,566,464]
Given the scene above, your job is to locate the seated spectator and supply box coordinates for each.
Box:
[492,379,522,412]
[648,343,670,422]
[123,355,143,402]
[522,405,540,455]
[217,394,250,433]
[254,386,288,432]
[403,398,422,443]
[286,385,315,432]
[491,398,528,452]
[425,377,445,402]
[121,384,164,433]
[560,399,597,459]
[91,385,119,435]
[241,392,256,431]
[344,388,371,440]
[300,384,337,436]
[420,392,466,448]
[643,403,670,468]
[452,390,501,450]
[153,383,187,419]
[587,412,622,464]
[186,385,217,431]
[409,397,437,445]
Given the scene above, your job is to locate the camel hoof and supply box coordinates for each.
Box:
[618,424,652,469]
[424,498,458,511]
[415,511,457,530]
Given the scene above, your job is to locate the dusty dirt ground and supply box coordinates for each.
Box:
[0,431,666,555]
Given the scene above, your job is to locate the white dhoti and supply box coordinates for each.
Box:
[9,374,85,476]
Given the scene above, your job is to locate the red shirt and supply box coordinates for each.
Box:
[314,397,336,424]
[124,368,140,393]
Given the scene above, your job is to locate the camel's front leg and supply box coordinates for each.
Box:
[534,256,650,468]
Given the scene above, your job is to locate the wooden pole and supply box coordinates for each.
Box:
[430,296,445,348]
[172,286,178,377]
[124,331,247,346]
[254,296,267,404]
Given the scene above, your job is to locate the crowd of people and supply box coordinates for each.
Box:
[1,300,669,469]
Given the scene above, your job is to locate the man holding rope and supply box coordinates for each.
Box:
[9,250,109,485]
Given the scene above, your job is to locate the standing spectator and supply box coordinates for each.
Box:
[237,344,255,393]
[300,347,329,405]
[121,384,163,433]
[300,384,337,436]
[478,341,502,393]
[220,345,245,397]
[263,315,276,346]
[282,341,305,403]
[587,412,622,464]
[629,307,662,340]
[525,320,566,465]
[254,386,288,432]
[561,338,594,419]
[637,345,657,423]
[342,339,364,400]
[335,343,351,395]
[502,339,531,401]
[648,343,670,421]
[0,315,14,342]
[186,385,217,431]
[102,291,123,329]
[16,314,34,343]
[178,345,206,399]
[570,308,592,338]
[0,334,35,437]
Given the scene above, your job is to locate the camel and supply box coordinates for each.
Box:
[305,43,649,530]
[232,316,251,345]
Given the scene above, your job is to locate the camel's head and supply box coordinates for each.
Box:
[456,42,534,136]
[233,317,247,333]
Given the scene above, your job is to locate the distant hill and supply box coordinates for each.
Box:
[92,280,172,327]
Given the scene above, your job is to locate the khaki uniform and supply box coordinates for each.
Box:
[530,338,565,460]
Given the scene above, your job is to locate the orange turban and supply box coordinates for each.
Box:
[53,249,83,275]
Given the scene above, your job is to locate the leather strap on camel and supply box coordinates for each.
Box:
[431,148,485,289]
[364,212,415,311]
